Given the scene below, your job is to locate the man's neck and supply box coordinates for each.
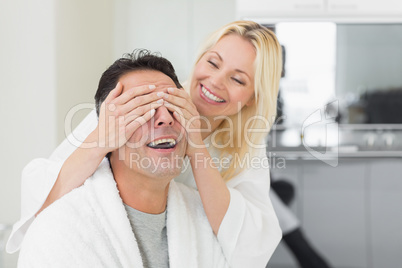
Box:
[110,158,170,214]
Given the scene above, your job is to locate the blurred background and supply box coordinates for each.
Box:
[1,0,401,267]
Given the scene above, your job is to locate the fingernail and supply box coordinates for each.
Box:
[157,99,164,104]
[150,109,156,116]
[167,88,174,93]
[157,92,164,97]
[149,85,156,90]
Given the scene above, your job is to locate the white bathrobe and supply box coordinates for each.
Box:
[10,109,281,267]
[18,159,229,268]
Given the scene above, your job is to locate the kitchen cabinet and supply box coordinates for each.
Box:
[302,159,368,268]
[368,159,402,267]
[236,0,402,20]
[268,157,402,268]
[328,0,402,16]
[237,0,325,17]
[268,157,369,267]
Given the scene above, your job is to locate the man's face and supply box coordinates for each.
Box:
[113,70,187,179]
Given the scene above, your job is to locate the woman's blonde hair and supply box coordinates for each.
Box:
[187,20,282,181]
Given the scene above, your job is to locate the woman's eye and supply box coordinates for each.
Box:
[232,77,245,85]
[207,60,218,68]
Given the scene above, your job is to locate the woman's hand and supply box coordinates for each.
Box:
[161,88,204,157]
[95,82,164,154]
[162,88,230,235]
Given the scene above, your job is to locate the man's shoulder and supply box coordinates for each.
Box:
[25,182,92,238]
[20,161,120,260]
[23,159,116,245]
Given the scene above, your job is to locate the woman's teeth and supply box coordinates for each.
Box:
[201,86,225,103]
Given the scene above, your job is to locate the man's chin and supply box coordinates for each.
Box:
[139,154,185,176]
[152,168,182,179]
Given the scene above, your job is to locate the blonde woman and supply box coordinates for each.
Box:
[8,21,282,267]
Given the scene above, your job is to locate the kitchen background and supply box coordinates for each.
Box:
[1,0,401,267]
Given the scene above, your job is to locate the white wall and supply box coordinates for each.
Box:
[0,1,56,266]
[0,1,114,267]
[55,0,115,143]
[113,0,236,82]
[0,0,57,226]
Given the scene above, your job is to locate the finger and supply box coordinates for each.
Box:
[124,100,164,123]
[105,82,124,103]
[164,101,186,117]
[164,102,190,127]
[167,87,197,112]
[167,87,190,99]
[162,91,197,114]
[172,110,186,129]
[113,84,156,105]
[125,108,156,137]
[120,92,164,115]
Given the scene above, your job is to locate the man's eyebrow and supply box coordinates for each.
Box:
[209,51,251,79]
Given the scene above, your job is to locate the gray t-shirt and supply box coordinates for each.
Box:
[123,204,169,268]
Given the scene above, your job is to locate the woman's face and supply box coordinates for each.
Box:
[190,34,256,118]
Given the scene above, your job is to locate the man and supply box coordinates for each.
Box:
[18,50,228,268]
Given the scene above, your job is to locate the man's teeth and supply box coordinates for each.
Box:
[201,86,225,103]
[148,138,176,148]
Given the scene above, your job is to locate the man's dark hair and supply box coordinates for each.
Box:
[94,49,182,115]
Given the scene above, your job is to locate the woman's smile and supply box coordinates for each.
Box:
[199,84,226,104]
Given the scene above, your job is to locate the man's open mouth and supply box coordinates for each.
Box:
[147,138,177,149]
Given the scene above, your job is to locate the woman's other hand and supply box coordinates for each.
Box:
[161,87,204,157]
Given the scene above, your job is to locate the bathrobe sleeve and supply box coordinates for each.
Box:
[6,109,97,253]
[217,147,282,268]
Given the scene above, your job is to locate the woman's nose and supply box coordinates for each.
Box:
[210,71,226,89]
[154,106,174,127]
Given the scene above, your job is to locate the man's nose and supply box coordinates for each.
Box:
[154,106,174,127]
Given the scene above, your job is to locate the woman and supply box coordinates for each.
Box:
[8,20,283,267]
